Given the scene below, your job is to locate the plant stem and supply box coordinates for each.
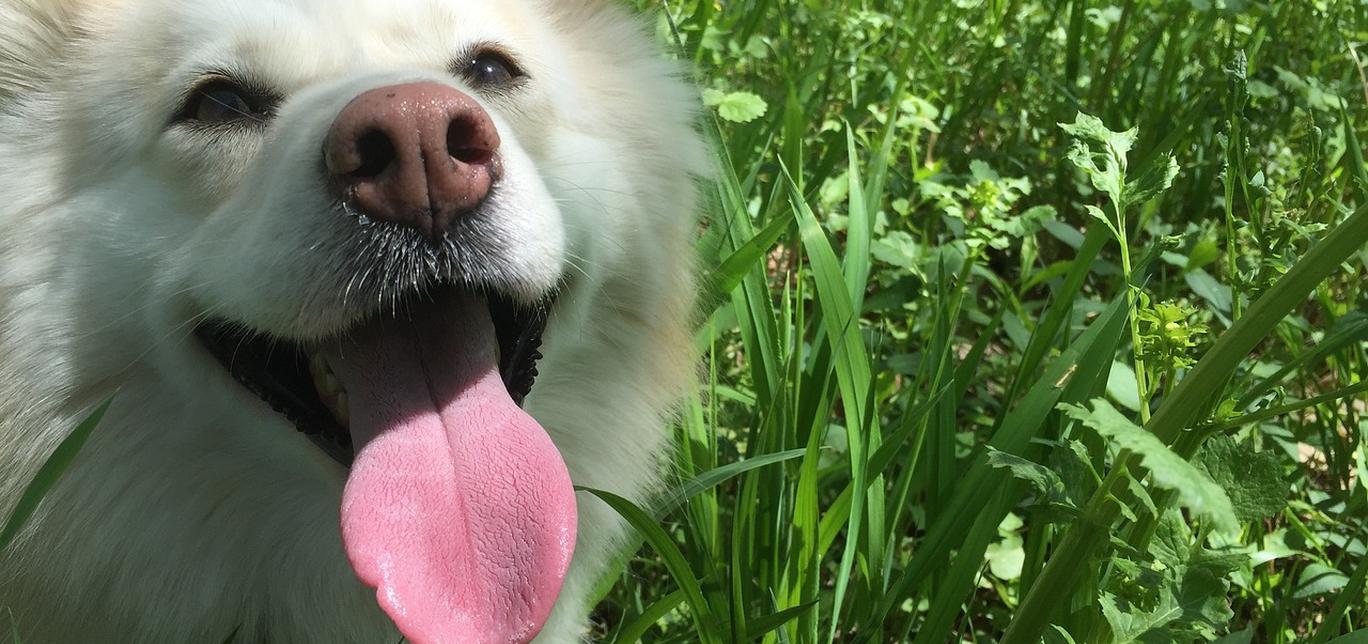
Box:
[1117,203,1153,424]
[1204,380,1368,435]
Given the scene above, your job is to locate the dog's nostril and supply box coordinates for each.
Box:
[327,83,500,236]
[352,130,396,178]
[447,117,494,165]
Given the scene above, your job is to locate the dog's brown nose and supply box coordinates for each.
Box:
[325,82,499,238]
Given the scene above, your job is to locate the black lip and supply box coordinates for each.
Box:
[194,290,549,467]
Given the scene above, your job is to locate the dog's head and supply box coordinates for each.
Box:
[0,0,704,640]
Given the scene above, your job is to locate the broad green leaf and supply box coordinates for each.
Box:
[1085,204,1121,241]
[1051,439,1103,511]
[985,447,1069,504]
[993,204,1057,239]
[1042,219,1088,249]
[986,533,1026,581]
[1101,513,1237,643]
[871,231,922,271]
[1185,238,1222,272]
[1060,112,1136,206]
[1107,361,1142,412]
[818,171,849,207]
[1100,584,1227,644]
[1100,592,1179,643]
[701,88,768,123]
[1059,400,1239,534]
[1195,436,1287,522]
[1294,563,1350,600]
[1184,269,1233,315]
[1127,155,1180,207]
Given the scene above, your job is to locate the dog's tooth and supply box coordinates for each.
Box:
[335,392,350,428]
[308,354,326,390]
[308,353,340,399]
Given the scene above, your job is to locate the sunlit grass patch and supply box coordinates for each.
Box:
[593,1,1368,641]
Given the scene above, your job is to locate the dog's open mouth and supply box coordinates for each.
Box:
[194,290,548,466]
[193,287,574,643]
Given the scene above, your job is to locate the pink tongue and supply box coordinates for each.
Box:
[330,293,576,644]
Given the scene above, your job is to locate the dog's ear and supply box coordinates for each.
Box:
[0,0,90,100]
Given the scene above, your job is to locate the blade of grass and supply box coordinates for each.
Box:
[1213,380,1368,435]
[912,287,1126,642]
[859,294,1131,639]
[1324,631,1368,644]
[746,602,819,641]
[816,385,953,558]
[653,449,807,519]
[842,125,873,311]
[0,395,115,553]
[911,485,1020,644]
[1340,99,1368,192]
[580,487,722,644]
[719,153,784,412]
[611,589,686,644]
[701,213,795,314]
[1005,225,1110,408]
[782,162,879,642]
[1236,312,1368,408]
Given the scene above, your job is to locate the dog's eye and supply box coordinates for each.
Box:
[181,81,268,124]
[464,51,523,88]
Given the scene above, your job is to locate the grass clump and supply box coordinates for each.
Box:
[591,0,1368,641]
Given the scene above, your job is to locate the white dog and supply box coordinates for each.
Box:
[0,0,704,641]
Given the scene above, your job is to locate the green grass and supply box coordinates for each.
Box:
[4,2,1365,643]
[592,0,1368,641]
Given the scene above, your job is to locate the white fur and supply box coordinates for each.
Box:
[0,0,705,641]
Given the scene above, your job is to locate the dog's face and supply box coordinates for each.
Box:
[0,0,703,641]
[74,0,628,330]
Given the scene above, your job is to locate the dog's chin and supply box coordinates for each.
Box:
[193,284,551,467]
